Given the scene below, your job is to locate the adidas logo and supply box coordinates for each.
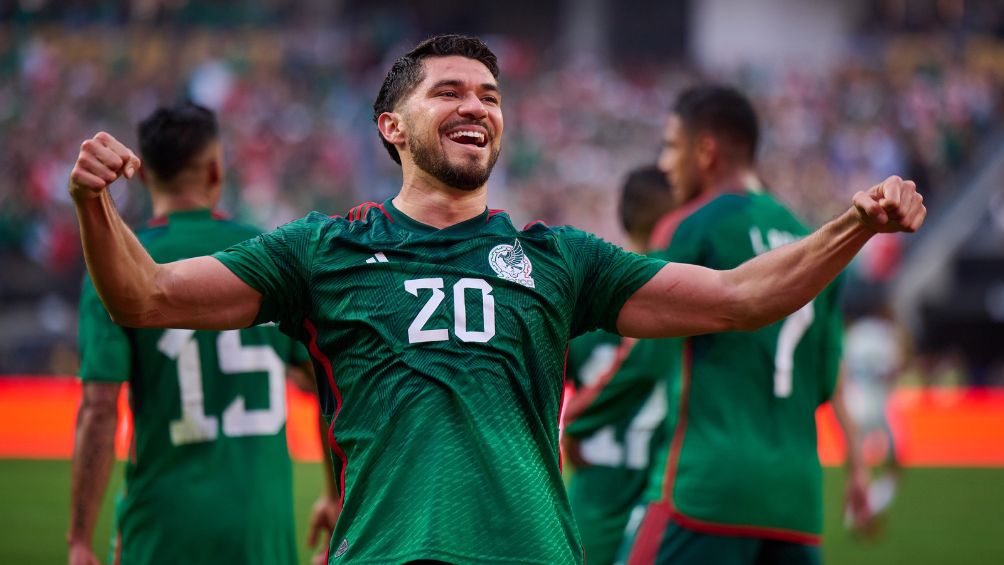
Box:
[365,252,389,264]
[334,538,349,558]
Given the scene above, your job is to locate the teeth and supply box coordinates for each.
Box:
[447,130,485,144]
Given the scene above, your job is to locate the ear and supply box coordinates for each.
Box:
[207,155,222,188]
[377,112,407,149]
[203,143,221,187]
[695,134,718,171]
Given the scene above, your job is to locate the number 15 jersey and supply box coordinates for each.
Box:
[78,209,305,565]
[213,200,666,565]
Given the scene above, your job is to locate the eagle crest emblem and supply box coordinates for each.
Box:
[488,240,535,288]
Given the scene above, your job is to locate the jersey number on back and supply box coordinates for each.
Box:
[774,301,815,398]
[158,329,286,446]
[404,278,496,343]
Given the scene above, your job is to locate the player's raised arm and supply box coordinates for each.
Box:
[70,132,261,330]
[617,175,926,338]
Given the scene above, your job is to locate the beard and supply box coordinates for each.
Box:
[410,129,501,191]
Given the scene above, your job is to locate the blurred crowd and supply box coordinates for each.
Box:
[1,18,1003,373]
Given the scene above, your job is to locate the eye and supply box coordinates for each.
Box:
[482,96,499,105]
[438,91,458,98]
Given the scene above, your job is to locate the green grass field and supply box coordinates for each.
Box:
[1,460,1002,564]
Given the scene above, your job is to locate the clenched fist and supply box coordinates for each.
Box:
[852,175,926,234]
[69,132,142,201]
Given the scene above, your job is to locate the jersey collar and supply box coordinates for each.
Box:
[147,208,228,228]
[382,198,491,236]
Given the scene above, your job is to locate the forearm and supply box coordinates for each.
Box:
[831,376,865,470]
[68,401,118,545]
[74,191,162,326]
[724,209,872,330]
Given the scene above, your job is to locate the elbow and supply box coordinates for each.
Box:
[106,295,162,329]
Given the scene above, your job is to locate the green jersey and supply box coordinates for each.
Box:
[212,200,665,565]
[564,332,668,565]
[642,192,843,543]
[78,209,306,565]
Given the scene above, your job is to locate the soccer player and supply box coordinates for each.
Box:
[67,103,336,565]
[840,303,909,533]
[67,35,924,564]
[562,166,677,565]
[624,85,870,565]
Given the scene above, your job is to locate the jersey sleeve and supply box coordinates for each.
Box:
[78,275,131,382]
[555,227,665,337]
[212,212,331,332]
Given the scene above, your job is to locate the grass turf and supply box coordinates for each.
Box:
[1,460,1001,564]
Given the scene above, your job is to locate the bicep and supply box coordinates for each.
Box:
[616,262,739,338]
[149,256,262,330]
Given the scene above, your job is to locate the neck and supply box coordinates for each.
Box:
[151,188,216,218]
[392,167,488,229]
[703,166,759,197]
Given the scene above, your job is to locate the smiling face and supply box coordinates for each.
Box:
[387,55,504,191]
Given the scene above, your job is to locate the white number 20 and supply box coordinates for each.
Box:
[405,278,496,344]
[158,329,286,446]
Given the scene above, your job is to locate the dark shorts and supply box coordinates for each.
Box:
[627,503,821,565]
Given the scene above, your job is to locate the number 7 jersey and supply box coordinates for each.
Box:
[213,200,666,565]
[642,192,843,543]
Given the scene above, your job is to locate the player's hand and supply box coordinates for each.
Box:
[68,541,101,565]
[843,463,874,535]
[69,132,141,202]
[561,433,590,470]
[307,494,341,565]
[852,175,926,234]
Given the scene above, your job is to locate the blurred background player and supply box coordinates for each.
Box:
[841,302,911,534]
[562,165,677,565]
[68,102,334,565]
[626,85,869,565]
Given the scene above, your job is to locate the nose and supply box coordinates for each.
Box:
[658,148,673,174]
[457,92,488,120]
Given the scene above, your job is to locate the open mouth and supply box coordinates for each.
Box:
[444,128,488,149]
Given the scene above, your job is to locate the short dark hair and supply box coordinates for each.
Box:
[372,34,500,165]
[137,102,219,182]
[620,165,675,241]
[674,85,759,163]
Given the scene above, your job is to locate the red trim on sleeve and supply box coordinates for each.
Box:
[302,319,347,509]
[523,219,547,230]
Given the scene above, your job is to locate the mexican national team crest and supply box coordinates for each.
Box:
[489,240,535,288]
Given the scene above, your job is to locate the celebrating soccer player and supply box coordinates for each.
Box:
[68,35,925,564]
[621,86,870,565]
[68,103,335,565]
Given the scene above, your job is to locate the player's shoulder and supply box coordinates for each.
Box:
[520,220,588,241]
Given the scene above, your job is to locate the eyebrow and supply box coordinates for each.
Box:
[428,79,500,94]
